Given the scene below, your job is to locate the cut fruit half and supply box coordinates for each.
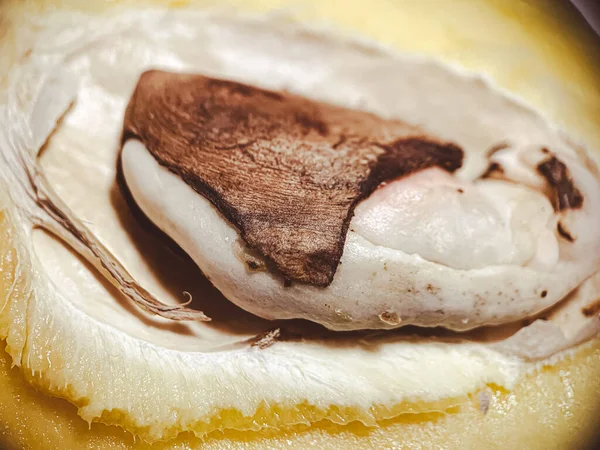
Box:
[0,1,600,446]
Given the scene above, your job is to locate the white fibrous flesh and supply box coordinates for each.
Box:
[1,8,600,440]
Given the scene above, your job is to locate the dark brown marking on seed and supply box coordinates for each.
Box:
[537,157,584,211]
[379,311,401,325]
[540,290,548,298]
[122,71,464,286]
[582,299,600,317]
[426,284,440,295]
[247,260,260,270]
[293,111,330,137]
[557,221,575,242]
[481,162,504,179]
[332,134,348,149]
